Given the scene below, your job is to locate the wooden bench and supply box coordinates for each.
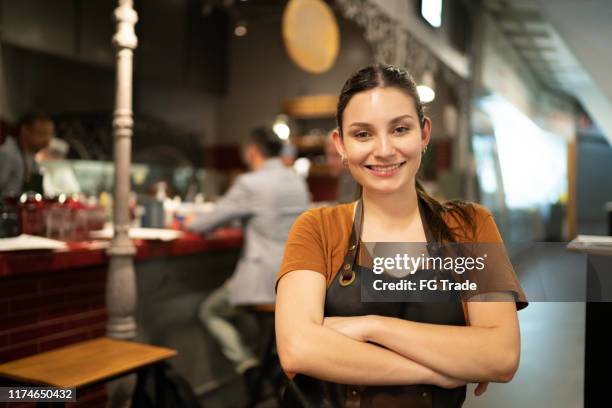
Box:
[0,337,177,407]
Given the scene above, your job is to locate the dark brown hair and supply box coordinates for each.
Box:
[18,111,52,135]
[336,64,476,242]
[245,126,283,158]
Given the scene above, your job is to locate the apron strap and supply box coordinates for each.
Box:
[339,197,438,281]
[417,197,435,244]
[339,199,362,280]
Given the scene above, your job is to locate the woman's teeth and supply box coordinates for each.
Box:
[367,163,404,172]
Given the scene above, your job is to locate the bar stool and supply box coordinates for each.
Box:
[241,303,283,407]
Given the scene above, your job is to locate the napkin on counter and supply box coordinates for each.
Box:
[0,234,67,252]
[89,227,183,242]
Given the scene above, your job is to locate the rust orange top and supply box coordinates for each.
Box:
[276,201,528,311]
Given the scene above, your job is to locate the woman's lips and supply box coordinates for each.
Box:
[364,161,406,177]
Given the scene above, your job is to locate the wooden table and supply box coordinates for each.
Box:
[0,337,177,406]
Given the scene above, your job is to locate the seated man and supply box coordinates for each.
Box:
[186,127,310,384]
[0,112,54,197]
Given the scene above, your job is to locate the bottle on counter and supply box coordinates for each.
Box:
[141,182,166,228]
[44,194,71,240]
[0,198,21,238]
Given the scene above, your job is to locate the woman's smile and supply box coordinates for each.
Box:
[364,161,407,177]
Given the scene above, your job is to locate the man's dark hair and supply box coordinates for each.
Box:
[245,127,283,158]
[18,112,52,134]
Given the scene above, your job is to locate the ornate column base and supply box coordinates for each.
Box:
[106,316,137,340]
[105,254,137,340]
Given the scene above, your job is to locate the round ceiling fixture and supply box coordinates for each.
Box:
[282,0,340,74]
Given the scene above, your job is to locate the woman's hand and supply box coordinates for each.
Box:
[430,371,468,389]
[474,382,489,396]
[323,316,374,342]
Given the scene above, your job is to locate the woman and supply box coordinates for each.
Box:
[275,64,528,407]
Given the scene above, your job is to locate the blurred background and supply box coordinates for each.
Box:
[1,1,611,407]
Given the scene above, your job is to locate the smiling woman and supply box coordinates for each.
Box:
[334,87,425,191]
[274,64,528,408]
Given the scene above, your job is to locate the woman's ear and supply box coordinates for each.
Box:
[421,116,432,149]
[331,128,346,158]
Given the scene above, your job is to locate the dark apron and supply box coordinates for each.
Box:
[21,148,43,195]
[281,199,467,408]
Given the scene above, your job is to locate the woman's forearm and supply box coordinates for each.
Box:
[280,322,464,388]
[364,316,519,383]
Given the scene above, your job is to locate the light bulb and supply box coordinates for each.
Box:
[273,122,290,140]
[234,21,247,37]
[417,85,435,103]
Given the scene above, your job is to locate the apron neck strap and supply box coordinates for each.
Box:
[340,199,362,279]
[417,197,435,244]
[341,196,435,278]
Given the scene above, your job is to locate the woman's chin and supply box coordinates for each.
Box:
[361,180,409,195]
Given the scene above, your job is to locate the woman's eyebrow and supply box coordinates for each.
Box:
[347,121,374,129]
[388,115,414,125]
[348,115,414,128]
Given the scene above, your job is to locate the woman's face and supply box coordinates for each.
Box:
[333,86,431,195]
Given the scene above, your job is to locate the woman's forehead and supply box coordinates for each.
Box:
[344,87,417,124]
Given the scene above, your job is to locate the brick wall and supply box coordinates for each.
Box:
[0,266,109,407]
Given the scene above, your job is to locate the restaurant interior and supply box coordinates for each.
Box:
[1,0,612,407]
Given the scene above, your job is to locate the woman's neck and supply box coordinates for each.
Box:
[361,185,420,233]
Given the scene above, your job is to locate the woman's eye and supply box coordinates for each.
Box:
[354,131,370,138]
[394,126,410,134]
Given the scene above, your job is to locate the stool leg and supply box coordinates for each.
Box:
[248,315,276,407]
[131,367,149,408]
[154,363,166,408]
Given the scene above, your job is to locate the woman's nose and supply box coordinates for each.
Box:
[373,134,395,158]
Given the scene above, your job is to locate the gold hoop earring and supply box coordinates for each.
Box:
[342,156,348,167]
[422,145,428,155]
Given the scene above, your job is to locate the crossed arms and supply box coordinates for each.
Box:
[275,270,520,394]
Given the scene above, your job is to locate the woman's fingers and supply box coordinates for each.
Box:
[474,382,489,396]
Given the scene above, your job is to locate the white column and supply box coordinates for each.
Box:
[106,0,138,341]
[106,2,138,407]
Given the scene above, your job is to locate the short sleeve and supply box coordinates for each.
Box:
[275,209,327,291]
[475,207,505,242]
[468,208,529,311]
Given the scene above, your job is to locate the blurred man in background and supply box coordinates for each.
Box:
[186,127,310,386]
[0,112,54,197]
